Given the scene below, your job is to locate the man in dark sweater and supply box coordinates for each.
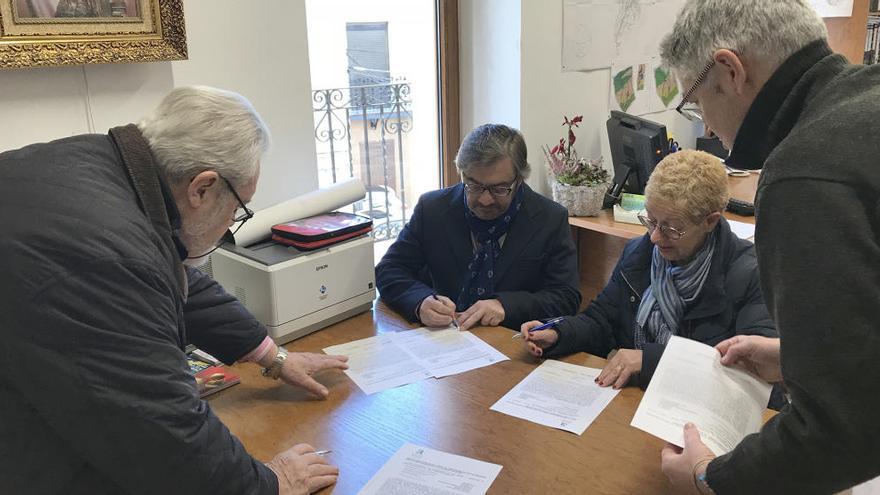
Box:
[656,1,880,493]
[0,86,348,494]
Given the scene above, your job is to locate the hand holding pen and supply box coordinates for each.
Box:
[515,317,564,358]
[418,293,459,328]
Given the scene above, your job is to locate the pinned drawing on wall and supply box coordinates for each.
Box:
[611,62,651,115]
[610,59,681,116]
[653,65,679,109]
[807,0,854,18]
[562,0,687,72]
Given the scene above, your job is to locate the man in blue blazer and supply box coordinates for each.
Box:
[376,124,581,331]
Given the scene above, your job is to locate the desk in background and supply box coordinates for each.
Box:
[569,173,759,308]
[211,302,673,494]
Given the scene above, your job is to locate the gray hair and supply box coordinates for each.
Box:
[455,124,530,179]
[138,86,270,189]
[660,0,828,84]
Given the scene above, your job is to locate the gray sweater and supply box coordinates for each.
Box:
[708,40,880,494]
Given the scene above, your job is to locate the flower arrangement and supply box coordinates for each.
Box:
[543,115,610,187]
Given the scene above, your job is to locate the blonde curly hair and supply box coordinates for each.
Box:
[644,149,729,223]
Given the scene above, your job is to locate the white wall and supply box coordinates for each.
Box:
[461,0,702,195]
[172,0,319,211]
[0,0,319,212]
[459,0,521,131]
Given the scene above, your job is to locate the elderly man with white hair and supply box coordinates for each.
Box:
[656,1,880,494]
[0,86,348,495]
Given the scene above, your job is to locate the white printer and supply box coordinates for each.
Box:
[209,234,375,344]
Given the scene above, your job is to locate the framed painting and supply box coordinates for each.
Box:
[0,0,186,69]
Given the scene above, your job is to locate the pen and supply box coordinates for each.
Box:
[314,450,332,456]
[512,316,565,339]
[432,293,459,328]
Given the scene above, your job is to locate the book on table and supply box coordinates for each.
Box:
[186,349,241,398]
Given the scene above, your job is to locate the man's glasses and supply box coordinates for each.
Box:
[220,175,254,229]
[637,214,687,241]
[675,60,716,122]
[462,178,518,197]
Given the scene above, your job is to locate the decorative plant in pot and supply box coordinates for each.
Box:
[543,115,610,217]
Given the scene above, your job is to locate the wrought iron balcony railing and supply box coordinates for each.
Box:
[312,80,413,241]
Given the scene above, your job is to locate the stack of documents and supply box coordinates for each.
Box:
[324,327,508,395]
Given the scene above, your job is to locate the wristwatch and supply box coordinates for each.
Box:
[260,346,288,380]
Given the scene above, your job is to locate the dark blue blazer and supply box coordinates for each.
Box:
[376,183,581,329]
[545,218,778,390]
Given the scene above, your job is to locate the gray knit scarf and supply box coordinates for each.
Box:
[634,231,716,348]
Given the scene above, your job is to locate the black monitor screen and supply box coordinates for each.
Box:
[606,111,669,197]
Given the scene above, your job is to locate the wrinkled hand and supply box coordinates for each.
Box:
[596,349,642,389]
[281,352,349,399]
[418,295,457,327]
[457,299,505,331]
[519,320,559,357]
[266,443,339,495]
[716,335,782,383]
[660,423,717,494]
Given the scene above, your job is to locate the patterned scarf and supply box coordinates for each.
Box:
[634,230,716,348]
[456,185,525,311]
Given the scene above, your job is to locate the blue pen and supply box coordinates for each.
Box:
[512,316,565,339]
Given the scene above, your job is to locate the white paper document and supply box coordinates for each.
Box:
[324,327,508,394]
[323,334,433,395]
[631,336,773,455]
[727,219,756,241]
[394,328,509,378]
[358,443,502,495]
[490,360,620,435]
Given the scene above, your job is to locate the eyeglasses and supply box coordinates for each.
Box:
[220,175,254,226]
[637,214,687,241]
[462,178,518,197]
[675,60,716,122]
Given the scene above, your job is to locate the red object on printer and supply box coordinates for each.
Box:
[271,212,373,250]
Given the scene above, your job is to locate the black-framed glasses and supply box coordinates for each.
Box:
[220,175,254,225]
[637,214,687,241]
[675,60,716,122]
[462,178,519,197]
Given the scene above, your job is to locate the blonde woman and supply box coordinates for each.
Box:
[521,150,778,398]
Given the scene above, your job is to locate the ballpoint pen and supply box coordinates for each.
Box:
[432,293,459,328]
[511,316,566,339]
[314,450,332,456]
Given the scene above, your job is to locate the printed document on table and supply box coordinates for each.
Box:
[490,360,620,435]
[323,334,433,395]
[727,220,755,241]
[358,443,502,495]
[394,327,509,378]
[631,336,772,455]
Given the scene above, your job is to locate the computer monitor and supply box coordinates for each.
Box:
[605,111,669,203]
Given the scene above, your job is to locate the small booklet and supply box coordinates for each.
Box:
[187,349,240,398]
[630,336,772,455]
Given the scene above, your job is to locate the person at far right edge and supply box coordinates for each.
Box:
[656,1,880,494]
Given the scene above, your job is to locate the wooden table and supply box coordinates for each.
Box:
[570,173,759,307]
[209,302,675,494]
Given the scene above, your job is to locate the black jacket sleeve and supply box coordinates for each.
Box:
[9,259,277,495]
[375,199,437,322]
[494,208,582,328]
[707,179,880,494]
[184,265,268,365]
[543,252,627,359]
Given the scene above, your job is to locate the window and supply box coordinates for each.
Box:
[306,0,450,262]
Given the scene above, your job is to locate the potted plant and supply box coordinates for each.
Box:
[543,115,610,216]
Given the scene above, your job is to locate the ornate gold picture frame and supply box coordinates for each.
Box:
[0,0,186,69]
